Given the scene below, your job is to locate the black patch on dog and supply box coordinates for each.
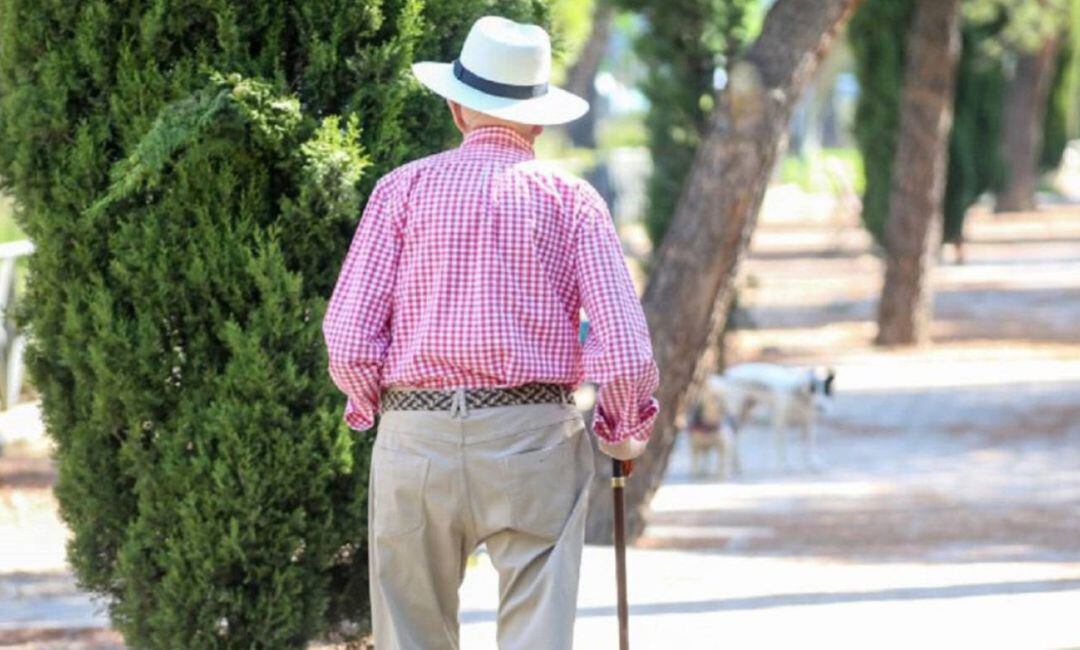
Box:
[824,368,836,397]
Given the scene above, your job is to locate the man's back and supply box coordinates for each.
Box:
[323,124,659,444]
[386,126,585,388]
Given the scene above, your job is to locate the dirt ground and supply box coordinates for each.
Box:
[636,205,1080,565]
[3,203,1080,648]
[460,204,1080,650]
[635,206,1080,565]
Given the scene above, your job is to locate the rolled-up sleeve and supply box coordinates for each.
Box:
[572,183,660,443]
[322,174,404,432]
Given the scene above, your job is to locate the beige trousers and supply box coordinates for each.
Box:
[368,398,597,650]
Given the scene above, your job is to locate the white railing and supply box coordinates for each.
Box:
[0,239,33,411]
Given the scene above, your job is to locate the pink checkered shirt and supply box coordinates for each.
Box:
[321,125,660,443]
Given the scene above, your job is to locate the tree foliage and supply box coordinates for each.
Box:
[1041,0,1080,170]
[549,0,600,81]
[617,0,758,249]
[849,0,914,246]
[944,18,1007,243]
[965,0,1069,55]
[0,1,545,646]
[852,0,1078,245]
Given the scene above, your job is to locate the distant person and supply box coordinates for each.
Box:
[321,15,660,650]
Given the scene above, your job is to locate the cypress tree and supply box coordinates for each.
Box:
[1040,0,1080,171]
[853,0,1078,246]
[0,1,546,646]
[851,0,1008,247]
[849,0,915,246]
[617,0,757,249]
[943,21,1007,245]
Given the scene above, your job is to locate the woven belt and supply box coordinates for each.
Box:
[380,382,574,414]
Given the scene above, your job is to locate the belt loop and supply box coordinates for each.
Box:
[448,388,460,419]
[459,386,469,419]
[449,386,468,419]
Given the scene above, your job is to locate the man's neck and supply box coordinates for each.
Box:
[464,121,538,144]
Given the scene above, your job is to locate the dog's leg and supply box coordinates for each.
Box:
[692,433,712,479]
[723,391,757,477]
[689,434,703,478]
[802,417,825,474]
[729,399,753,479]
[716,431,728,481]
[698,436,710,478]
[718,425,730,480]
[731,426,743,478]
[710,427,722,480]
[772,397,792,472]
[722,418,741,479]
[737,398,755,428]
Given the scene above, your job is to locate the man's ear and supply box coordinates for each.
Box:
[447,99,467,135]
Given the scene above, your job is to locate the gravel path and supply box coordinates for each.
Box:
[461,207,1080,649]
[3,207,1079,648]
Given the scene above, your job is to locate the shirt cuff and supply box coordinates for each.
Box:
[592,396,659,444]
[343,396,377,432]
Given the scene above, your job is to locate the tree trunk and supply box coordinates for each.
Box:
[875,0,962,346]
[584,0,864,545]
[995,37,1061,213]
[565,2,615,148]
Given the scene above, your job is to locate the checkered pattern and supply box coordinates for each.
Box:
[321,125,660,443]
[380,383,573,412]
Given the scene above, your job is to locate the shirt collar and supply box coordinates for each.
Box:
[459,125,535,160]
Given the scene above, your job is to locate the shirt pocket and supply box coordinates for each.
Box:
[372,444,430,539]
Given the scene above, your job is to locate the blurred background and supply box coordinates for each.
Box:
[1,0,1078,648]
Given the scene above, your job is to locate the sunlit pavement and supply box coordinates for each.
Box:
[457,206,1080,649]
[459,543,1080,649]
[4,208,1080,648]
[457,420,1080,649]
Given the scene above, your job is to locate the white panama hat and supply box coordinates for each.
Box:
[411,15,589,126]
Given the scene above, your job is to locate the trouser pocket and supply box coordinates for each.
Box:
[498,416,583,540]
[372,443,430,539]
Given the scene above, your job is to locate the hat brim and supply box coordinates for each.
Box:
[411,61,589,126]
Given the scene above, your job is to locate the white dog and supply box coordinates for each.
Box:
[688,363,835,477]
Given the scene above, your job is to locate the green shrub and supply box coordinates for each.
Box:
[0,1,546,646]
[82,74,371,647]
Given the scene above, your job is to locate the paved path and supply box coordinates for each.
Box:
[3,207,1080,648]
[457,207,1080,649]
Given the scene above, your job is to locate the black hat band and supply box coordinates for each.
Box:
[452,59,548,100]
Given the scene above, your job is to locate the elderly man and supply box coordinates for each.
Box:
[322,15,660,650]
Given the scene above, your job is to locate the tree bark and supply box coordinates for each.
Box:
[995,37,1061,213]
[584,0,864,545]
[565,2,615,148]
[874,0,962,347]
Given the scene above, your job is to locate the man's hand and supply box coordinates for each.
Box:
[597,436,648,461]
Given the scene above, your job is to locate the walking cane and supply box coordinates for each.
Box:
[611,457,632,650]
